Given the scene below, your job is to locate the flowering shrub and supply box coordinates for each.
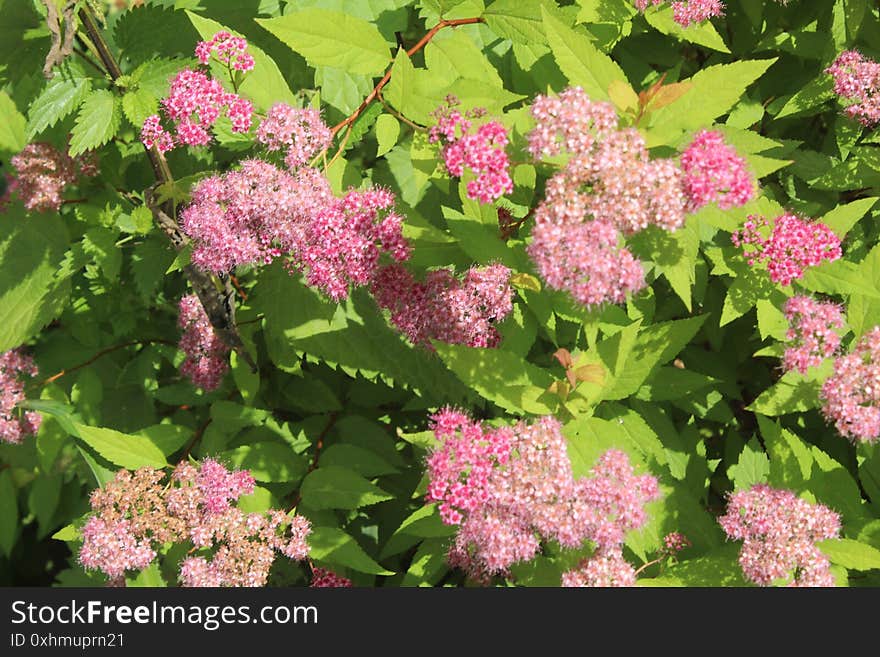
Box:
[4,0,880,591]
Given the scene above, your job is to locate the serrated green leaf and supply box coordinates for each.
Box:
[74,423,167,470]
[820,197,878,239]
[69,90,121,156]
[542,6,627,101]
[818,538,880,571]
[729,439,770,490]
[122,88,158,127]
[26,73,92,139]
[320,444,398,477]
[300,466,393,510]
[221,443,307,483]
[0,91,25,153]
[484,0,548,44]
[644,5,730,52]
[257,9,391,76]
[308,526,394,575]
[375,113,400,156]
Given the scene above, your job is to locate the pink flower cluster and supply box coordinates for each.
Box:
[821,326,880,443]
[527,87,686,307]
[0,349,42,444]
[731,213,841,286]
[311,568,353,588]
[8,142,97,212]
[195,31,255,72]
[826,50,880,126]
[180,160,409,300]
[429,100,513,204]
[782,296,844,374]
[680,129,754,211]
[177,294,230,391]
[370,263,513,349]
[425,409,659,584]
[257,103,333,170]
[719,484,840,587]
[141,68,253,151]
[80,460,312,586]
[634,0,725,27]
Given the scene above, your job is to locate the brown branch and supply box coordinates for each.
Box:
[40,339,175,386]
[77,6,255,373]
[182,419,212,459]
[328,17,484,139]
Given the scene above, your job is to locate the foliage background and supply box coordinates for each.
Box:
[3,0,880,587]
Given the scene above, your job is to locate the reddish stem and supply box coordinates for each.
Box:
[40,339,175,386]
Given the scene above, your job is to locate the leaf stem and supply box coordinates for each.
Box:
[39,338,176,386]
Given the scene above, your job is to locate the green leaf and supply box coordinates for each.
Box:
[602,316,706,400]
[484,0,547,44]
[728,438,770,490]
[69,90,121,156]
[52,524,79,541]
[231,350,260,404]
[74,423,167,469]
[720,267,774,326]
[0,90,25,153]
[320,444,398,477]
[221,442,307,483]
[300,466,393,510]
[28,474,61,537]
[136,424,190,456]
[26,73,92,139]
[375,114,400,157]
[644,6,730,53]
[820,197,878,239]
[542,6,627,101]
[775,75,835,119]
[308,526,394,575]
[0,470,18,557]
[126,562,166,587]
[647,59,777,146]
[665,544,749,586]
[747,367,826,416]
[122,88,158,128]
[817,538,880,571]
[187,12,296,110]
[434,342,557,415]
[799,259,880,299]
[256,9,391,76]
[0,207,70,352]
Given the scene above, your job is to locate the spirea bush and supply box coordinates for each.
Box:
[4,0,880,589]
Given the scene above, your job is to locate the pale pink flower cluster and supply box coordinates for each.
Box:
[311,568,353,588]
[180,160,409,300]
[426,410,659,583]
[177,294,230,391]
[527,87,686,307]
[370,263,513,349]
[821,326,880,443]
[0,349,42,444]
[719,484,840,587]
[141,68,253,151]
[782,296,844,374]
[680,129,754,211]
[195,31,255,72]
[429,100,513,204]
[9,142,97,212]
[731,213,841,286]
[80,460,312,586]
[562,550,636,587]
[634,0,725,27]
[826,50,880,126]
[256,103,333,170]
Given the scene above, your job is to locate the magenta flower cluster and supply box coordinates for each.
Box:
[371,263,513,349]
[634,0,725,27]
[429,100,513,204]
[141,32,257,152]
[680,129,754,211]
[79,460,312,586]
[731,213,841,286]
[177,294,230,391]
[826,50,880,126]
[8,142,97,213]
[0,349,42,445]
[195,31,255,72]
[311,568,353,588]
[782,296,844,375]
[526,87,687,308]
[180,160,409,301]
[425,409,659,584]
[821,326,880,443]
[256,103,333,169]
[719,484,840,587]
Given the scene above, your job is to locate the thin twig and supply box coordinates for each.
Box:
[40,339,175,386]
[289,412,339,511]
